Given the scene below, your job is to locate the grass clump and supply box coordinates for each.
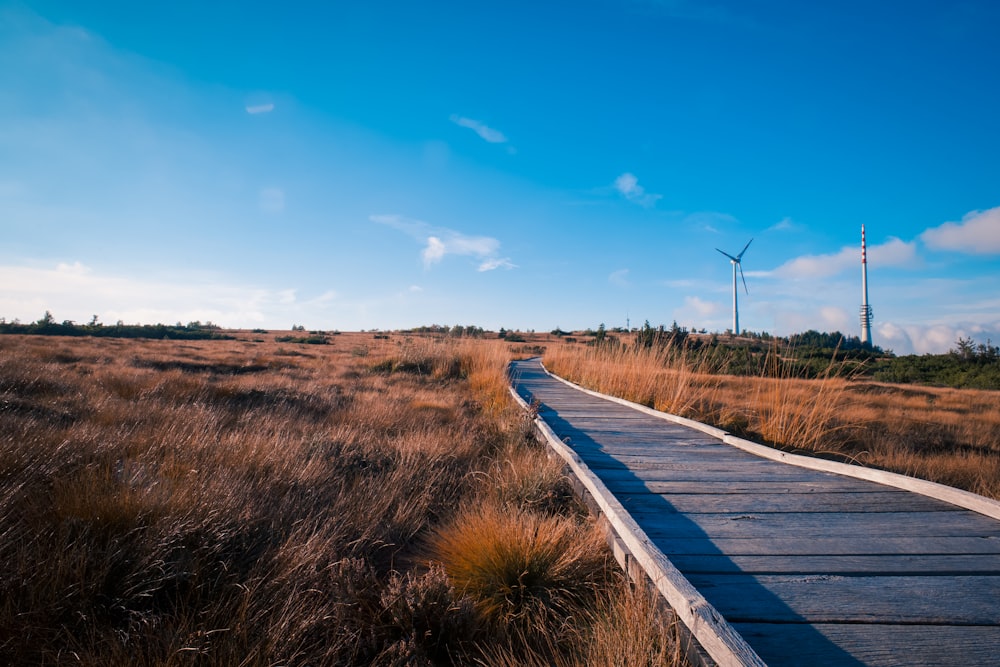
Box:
[426,501,611,636]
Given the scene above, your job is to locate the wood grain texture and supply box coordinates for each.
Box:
[509,358,1000,666]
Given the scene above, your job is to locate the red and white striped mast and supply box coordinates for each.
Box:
[860,225,873,347]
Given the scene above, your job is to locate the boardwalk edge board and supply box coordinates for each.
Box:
[507,380,767,667]
[537,362,1000,522]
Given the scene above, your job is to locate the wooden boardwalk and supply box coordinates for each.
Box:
[509,359,1000,667]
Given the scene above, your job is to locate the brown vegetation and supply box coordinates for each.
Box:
[544,342,1000,500]
[0,332,683,665]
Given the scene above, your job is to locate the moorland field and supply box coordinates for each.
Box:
[2,327,998,665]
[0,331,681,666]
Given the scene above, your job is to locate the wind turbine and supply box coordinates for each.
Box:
[716,239,752,335]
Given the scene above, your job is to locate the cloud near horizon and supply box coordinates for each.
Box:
[920,206,1000,255]
[0,261,332,328]
[769,237,917,280]
[370,214,515,271]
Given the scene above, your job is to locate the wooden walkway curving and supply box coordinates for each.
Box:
[509,358,1000,667]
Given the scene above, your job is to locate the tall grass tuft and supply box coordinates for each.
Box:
[426,500,611,636]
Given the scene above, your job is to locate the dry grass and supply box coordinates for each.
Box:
[544,342,1000,499]
[0,332,687,666]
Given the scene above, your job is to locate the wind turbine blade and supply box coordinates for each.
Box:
[716,248,738,262]
[737,238,753,260]
[739,263,749,294]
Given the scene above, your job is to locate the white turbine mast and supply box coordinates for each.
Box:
[716,238,753,335]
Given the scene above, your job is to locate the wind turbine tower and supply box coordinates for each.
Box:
[860,225,873,347]
[716,239,752,335]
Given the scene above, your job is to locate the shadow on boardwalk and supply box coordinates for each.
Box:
[512,358,867,666]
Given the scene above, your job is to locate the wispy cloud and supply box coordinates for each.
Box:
[245,103,275,114]
[768,216,797,232]
[370,214,515,271]
[684,211,738,233]
[770,237,918,279]
[613,172,662,207]
[920,206,1000,255]
[449,115,515,153]
[609,269,630,287]
[478,257,517,272]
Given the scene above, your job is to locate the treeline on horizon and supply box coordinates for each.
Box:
[567,320,1000,391]
[0,311,235,341]
[3,312,998,390]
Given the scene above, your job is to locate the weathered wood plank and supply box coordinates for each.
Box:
[605,478,899,494]
[686,574,1000,625]
[668,553,1000,575]
[636,510,1000,539]
[732,623,1000,667]
[614,490,960,514]
[656,535,1000,556]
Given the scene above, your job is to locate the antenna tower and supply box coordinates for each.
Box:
[860,225,873,347]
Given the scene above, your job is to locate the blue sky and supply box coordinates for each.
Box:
[2,0,999,353]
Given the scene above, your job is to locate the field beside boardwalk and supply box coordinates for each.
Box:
[543,339,1000,500]
[0,332,682,666]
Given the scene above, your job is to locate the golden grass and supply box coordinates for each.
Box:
[544,342,1000,499]
[0,332,688,666]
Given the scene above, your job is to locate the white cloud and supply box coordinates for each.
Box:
[818,305,851,332]
[449,114,510,145]
[0,261,335,328]
[245,103,275,114]
[876,320,1000,355]
[609,269,630,287]
[771,237,917,279]
[682,296,720,318]
[478,257,516,272]
[613,172,662,207]
[768,217,796,231]
[422,237,447,267]
[920,206,1000,255]
[371,214,513,271]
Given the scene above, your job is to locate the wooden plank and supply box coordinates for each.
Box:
[733,623,1000,667]
[614,491,960,514]
[686,573,1000,624]
[656,535,1000,557]
[636,510,1000,539]
[604,479,895,494]
[668,553,1000,575]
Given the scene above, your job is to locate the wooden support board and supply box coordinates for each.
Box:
[510,359,1000,667]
